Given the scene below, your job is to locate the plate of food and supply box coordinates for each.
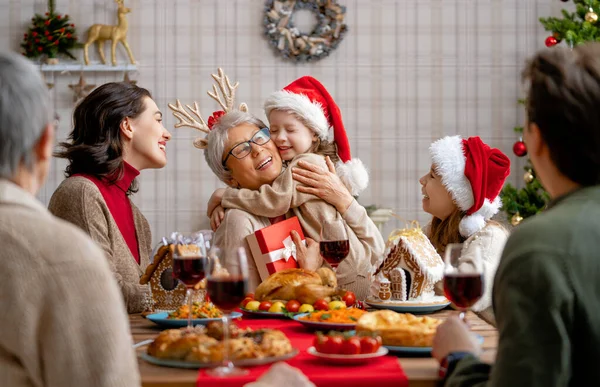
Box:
[146,302,241,328]
[384,334,484,356]
[306,346,388,365]
[365,296,451,314]
[292,308,368,331]
[239,293,355,320]
[140,349,299,369]
[306,331,387,365]
[355,310,442,354]
[141,322,299,369]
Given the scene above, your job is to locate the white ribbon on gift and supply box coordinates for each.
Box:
[264,235,303,264]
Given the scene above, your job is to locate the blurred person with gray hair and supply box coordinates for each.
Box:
[0,51,140,386]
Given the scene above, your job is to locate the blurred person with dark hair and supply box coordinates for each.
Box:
[432,43,600,387]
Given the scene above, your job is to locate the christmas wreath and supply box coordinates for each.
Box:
[263,0,348,62]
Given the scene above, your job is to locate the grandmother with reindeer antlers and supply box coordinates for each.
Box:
[168,69,384,298]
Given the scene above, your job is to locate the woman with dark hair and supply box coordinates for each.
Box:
[49,82,171,313]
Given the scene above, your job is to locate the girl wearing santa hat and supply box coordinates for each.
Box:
[208,76,370,227]
[422,135,511,324]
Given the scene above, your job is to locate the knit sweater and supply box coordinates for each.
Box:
[0,179,140,387]
[220,153,385,299]
[433,223,508,325]
[74,162,141,264]
[457,223,508,325]
[48,176,152,313]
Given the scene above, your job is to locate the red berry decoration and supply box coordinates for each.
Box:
[545,36,558,47]
[513,140,527,157]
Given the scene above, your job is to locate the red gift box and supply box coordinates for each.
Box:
[246,217,304,281]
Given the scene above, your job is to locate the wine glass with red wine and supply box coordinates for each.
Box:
[443,243,484,320]
[171,232,210,329]
[320,219,350,272]
[206,247,249,377]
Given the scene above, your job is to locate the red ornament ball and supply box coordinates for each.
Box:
[513,140,527,157]
[545,36,558,47]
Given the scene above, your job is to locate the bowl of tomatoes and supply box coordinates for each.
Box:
[306,331,388,365]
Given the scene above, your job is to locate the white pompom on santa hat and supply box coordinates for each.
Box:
[264,76,369,196]
[429,136,511,238]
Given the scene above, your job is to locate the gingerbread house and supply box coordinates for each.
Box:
[140,244,187,311]
[372,227,444,302]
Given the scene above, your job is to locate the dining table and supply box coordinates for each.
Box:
[130,309,498,387]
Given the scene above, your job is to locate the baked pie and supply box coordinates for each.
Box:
[355,310,442,347]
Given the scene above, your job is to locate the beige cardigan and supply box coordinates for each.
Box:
[48,176,152,313]
[0,179,140,387]
[220,153,385,300]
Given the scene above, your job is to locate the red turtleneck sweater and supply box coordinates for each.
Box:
[75,162,141,264]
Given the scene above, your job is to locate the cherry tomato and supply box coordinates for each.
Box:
[285,300,301,313]
[359,336,379,354]
[240,297,253,308]
[322,335,343,354]
[313,299,329,311]
[342,291,356,307]
[313,333,328,353]
[258,301,272,311]
[246,293,254,299]
[340,337,361,355]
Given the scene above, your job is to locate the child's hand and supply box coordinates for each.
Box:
[290,230,322,271]
[209,205,225,231]
[292,156,354,213]
[207,188,226,217]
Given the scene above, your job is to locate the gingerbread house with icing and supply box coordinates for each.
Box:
[372,227,444,302]
[140,243,188,311]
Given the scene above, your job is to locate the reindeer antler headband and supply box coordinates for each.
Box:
[168,68,248,149]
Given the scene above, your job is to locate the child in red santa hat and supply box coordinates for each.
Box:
[422,135,511,325]
[208,76,370,227]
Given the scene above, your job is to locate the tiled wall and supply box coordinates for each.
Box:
[0,0,564,245]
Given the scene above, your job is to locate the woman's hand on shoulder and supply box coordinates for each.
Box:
[290,230,322,272]
[292,156,354,214]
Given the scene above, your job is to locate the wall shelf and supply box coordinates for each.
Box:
[39,63,137,73]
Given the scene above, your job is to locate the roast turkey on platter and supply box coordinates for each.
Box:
[254,268,342,304]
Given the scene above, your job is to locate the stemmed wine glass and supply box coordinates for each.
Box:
[319,219,350,272]
[443,243,484,320]
[171,232,211,329]
[206,247,249,377]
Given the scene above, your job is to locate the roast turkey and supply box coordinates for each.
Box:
[254,268,338,304]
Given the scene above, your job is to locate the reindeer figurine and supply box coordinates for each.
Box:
[168,68,248,149]
[83,0,135,66]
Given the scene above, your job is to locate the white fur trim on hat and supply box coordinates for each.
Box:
[336,158,369,197]
[458,196,502,237]
[264,90,329,140]
[429,136,474,212]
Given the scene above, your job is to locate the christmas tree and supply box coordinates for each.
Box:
[500,0,596,225]
[21,0,80,60]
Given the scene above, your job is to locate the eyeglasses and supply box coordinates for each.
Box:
[222,127,271,167]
